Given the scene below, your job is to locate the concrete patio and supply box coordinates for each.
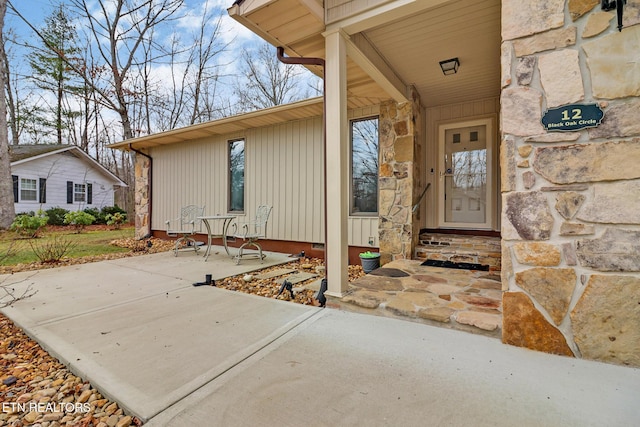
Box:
[1,249,639,426]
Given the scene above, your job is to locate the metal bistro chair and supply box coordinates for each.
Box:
[165,205,205,256]
[231,205,273,265]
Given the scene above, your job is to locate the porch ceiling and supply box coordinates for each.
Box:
[229,0,501,108]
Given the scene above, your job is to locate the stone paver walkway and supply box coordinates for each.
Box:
[328,259,503,337]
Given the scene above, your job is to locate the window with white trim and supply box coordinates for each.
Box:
[350,117,379,215]
[74,183,86,202]
[228,139,245,213]
[20,178,37,201]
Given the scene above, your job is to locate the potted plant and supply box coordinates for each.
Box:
[359,251,381,273]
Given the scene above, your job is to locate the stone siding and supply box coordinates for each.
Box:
[378,89,423,264]
[500,0,640,367]
[134,153,151,239]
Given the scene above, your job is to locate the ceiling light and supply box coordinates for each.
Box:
[439,57,460,75]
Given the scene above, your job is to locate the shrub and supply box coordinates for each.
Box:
[64,211,96,233]
[100,205,127,224]
[105,212,127,230]
[30,235,77,263]
[83,207,102,224]
[45,207,70,226]
[10,211,49,238]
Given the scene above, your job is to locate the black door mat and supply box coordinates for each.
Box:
[421,259,490,271]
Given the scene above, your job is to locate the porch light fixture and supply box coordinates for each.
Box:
[439,57,460,75]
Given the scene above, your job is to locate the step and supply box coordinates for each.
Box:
[415,233,502,272]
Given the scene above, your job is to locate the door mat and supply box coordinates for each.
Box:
[421,259,490,271]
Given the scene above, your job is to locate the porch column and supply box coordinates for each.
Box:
[378,88,422,264]
[324,29,350,297]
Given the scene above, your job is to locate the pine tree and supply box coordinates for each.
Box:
[28,4,82,145]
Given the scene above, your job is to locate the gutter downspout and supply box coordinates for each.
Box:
[276,47,329,303]
[129,144,153,239]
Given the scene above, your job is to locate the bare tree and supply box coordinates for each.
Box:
[68,0,185,140]
[0,0,16,229]
[234,41,317,112]
[151,4,231,130]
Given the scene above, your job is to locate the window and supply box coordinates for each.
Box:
[74,184,86,202]
[20,178,37,201]
[229,139,245,212]
[350,117,379,215]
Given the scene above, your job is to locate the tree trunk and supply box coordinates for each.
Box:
[0,0,16,229]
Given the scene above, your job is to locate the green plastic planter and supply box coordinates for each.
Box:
[359,252,380,273]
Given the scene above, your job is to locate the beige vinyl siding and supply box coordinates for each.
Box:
[151,113,381,247]
[423,97,500,230]
[245,118,324,243]
[326,0,389,24]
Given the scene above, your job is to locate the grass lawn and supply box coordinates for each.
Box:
[0,226,135,266]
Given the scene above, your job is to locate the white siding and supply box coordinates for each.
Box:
[150,114,379,247]
[12,152,117,213]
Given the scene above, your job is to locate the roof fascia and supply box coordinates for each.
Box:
[12,146,126,187]
[228,4,284,49]
[10,146,76,166]
[109,96,324,150]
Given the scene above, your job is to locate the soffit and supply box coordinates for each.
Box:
[231,0,500,109]
[363,0,502,108]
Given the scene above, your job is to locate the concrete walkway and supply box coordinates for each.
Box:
[2,250,639,426]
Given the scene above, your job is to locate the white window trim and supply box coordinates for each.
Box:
[74,183,86,203]
[19,177,38,202]
[228,138,245,214]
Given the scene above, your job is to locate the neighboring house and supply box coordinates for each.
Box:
[9,144,127,213]
[112,1,640,368]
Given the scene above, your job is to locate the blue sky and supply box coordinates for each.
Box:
[6,0,260,54]
[4,0,320,144]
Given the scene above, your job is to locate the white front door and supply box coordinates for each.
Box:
[438,118,493,229]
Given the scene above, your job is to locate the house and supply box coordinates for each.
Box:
[112,0,640,367]
[10,144,127,213]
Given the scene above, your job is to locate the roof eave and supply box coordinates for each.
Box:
[109,97,324,151]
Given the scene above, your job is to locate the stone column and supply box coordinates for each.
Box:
[134,152,151,239]
[378,88,422,264]
[500,0,640,367]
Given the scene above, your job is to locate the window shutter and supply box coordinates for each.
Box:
[39,178,47,204]
[12,175,18,202]
[67,181,73,204]
[87,183,93,204]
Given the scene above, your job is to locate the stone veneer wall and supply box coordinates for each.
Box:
[378,89,423,264]
[134,153,151,239]
[500,0,640,367]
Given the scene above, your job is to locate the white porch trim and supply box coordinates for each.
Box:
[324,29,350,297]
